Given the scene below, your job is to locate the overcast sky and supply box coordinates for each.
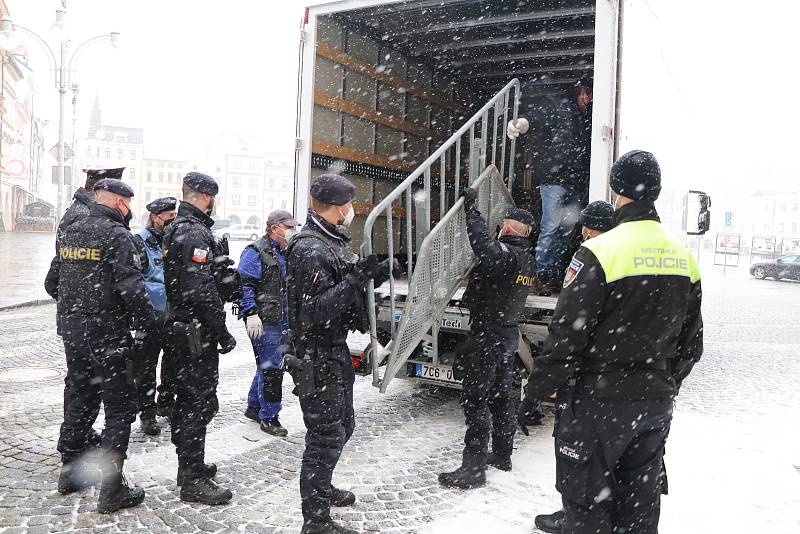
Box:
[6,0,799,196]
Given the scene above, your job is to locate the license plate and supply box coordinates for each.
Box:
[415,363,458,384]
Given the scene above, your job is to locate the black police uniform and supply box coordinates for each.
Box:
[525,151,703,534]
[163,190,236,502]
[44,184,158,507]
[440,204,536,488]
[286,209,371,528]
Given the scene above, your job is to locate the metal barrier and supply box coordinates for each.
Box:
[359,79,522,391]
[378,165,514,392]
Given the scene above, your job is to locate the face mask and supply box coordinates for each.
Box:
[283,228,298,241]
[119,204,132,226]
[339,205,355,227]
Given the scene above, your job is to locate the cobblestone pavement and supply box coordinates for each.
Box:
[1,267,799,533]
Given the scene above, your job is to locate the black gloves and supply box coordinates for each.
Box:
[374,258,402,287]
[517,395,545,436]
[218,329,237,354]
[353,254,381,283]
[461,187,479,210]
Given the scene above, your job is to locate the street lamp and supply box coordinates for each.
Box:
[0,3,119,220]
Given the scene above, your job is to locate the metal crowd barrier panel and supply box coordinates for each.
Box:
[359,77,522,392]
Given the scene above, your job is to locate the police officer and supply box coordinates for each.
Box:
[240,209,298,437]
[44,179,159,513]
[521,151,703,534]
[51,167,125,452]
[529,199,614,534]
[287,173,395,534]
[56,167,125,243]
[131,197,178,435]
[438,188,536,489]
[163,172,237,505]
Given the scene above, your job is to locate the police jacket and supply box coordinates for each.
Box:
[461,206,536,328]
[163,201,227,340]
[286,210,368,355]
[133,227,167,313]
[44,204,158,335]
[522,93,591,190]
[525,201,704,401]
[238,236,287,327]
[55,187,94,250]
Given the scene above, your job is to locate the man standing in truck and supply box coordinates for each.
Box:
[438,188,536,489]
[507,78,593,295]
[521,151,703,534]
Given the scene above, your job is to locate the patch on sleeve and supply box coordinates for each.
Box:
[192,248,208,263]
[499,243,509,252]
[563,257,584,288]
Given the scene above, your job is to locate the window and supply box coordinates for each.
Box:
[793,223,797,234]
[281,199,287,209]
[86,146,92,157]
[129,169,135,181]
[268,177,275,189]
[780,203,786,212]
[145,191,152,201]
[168,163,174,169]
[266,198,274,211]
[105,148,111,159]
[232,194,241,206]
[96,147,100,157]
[247,195,256,207]
[233,160,242,169]
[168,172,173,181]
[159,171,164,182]
[146,171,152,182]
[779,223,785,233]
[250,159,260,169]
[130,150,137,160]
[117,149,123,159]
[794,203,799,212]
[282,178,289,190]
[248,176,257,189]
[232,176,241,187]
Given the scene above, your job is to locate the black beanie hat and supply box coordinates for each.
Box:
[580,201,614,232]
[609,150,661,201]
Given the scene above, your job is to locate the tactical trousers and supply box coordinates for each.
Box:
[58,333,137,464]
[170,328,220,471]
[555,392,672,534]
[459,326,519,467]
[132,329,175,419]
[247,326,286,421]
[299,345,355,523]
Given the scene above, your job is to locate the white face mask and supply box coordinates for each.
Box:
[339,204,355,227]
[283,228,298,241]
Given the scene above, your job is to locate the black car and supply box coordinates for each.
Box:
[750,255,800,281]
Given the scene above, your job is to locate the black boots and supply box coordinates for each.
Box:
[330,485,356,507]
[140,417,161,436]
[176,462,217,486]
[259,418,288,437]
[244,406,260,422]
[534,509,565,533]
[487,452,512,472]
[179,466,231,505]
[96,456,145,514]
[301,518,358,534]
[57,461,100,495]
[437,465,487,489]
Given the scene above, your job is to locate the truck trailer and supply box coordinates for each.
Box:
[292,0,709,393]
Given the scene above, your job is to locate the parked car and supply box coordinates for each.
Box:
[750,255,800,281]
[211,218,234,231]
[213,224,261,241]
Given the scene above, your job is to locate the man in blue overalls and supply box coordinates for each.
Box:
[239,210,298,436]
[132,197,178,435]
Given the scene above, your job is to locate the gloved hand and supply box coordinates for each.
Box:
[245,314,263,340]
[461,187,479,210]
[218,330,237,354]
[353,254,381,282]
[506,118,530,140]
[517,395,544,436]
[374,258,402,287]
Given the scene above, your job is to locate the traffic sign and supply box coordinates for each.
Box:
[49,143,74,162]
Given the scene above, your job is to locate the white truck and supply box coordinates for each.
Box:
[293,0,710,393]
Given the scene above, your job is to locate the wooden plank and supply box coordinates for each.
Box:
[315,91,448,142]
[312,140,417,172]
[316,42,468,115]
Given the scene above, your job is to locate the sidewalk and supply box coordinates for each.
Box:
[0,232,54,310]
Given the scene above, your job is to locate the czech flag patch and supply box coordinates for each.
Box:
[192,248,208,263]
[563,257,584,288]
